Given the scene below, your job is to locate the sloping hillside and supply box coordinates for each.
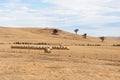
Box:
[0,26,119,45]
[18,27,120,44]
[18,28,102,44]
[19,28,84,40]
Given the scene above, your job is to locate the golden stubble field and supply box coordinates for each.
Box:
[0,44,120,80]
[0,27,120,80]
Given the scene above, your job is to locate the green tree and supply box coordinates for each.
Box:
[53,29,58,35]
[82,33,87,39]
[74,29,79,34]
[99,37,105,42]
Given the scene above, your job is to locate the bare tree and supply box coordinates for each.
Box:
[74,29,79,34]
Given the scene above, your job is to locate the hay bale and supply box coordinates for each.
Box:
[44,47,51,53]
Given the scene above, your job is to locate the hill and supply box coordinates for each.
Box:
[0,26,120,45]
[0,27,120,44]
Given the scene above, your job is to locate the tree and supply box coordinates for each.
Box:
[52,29,58,35]
[82,33,87,39]
[99,37,105,42]
[74,29,79,34]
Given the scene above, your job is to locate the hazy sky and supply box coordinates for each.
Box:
[0,0,120,37]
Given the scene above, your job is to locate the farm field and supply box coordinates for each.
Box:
[0,27,120,80]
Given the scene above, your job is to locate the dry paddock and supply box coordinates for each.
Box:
[0,44,120,80]
[0,45,119,61]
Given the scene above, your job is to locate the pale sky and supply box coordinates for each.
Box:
[0,0,120,37]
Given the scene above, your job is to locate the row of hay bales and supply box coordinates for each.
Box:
[74,44,101,46]
[11,45,69,50]
[52,46,69,50]
[112,44,120,46]
[11,45,52,49]
[11,45,52,53]
[13,42,49,45]
[74,44,120,47]
[13,42,64,46]
[11,45,69,53]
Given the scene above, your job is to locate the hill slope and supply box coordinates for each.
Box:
[0,26,119,45]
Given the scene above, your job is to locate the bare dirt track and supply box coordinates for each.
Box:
[0,27,120,80]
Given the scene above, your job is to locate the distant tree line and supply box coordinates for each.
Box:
[52,28,105,42]
[74,28,106,42]
[74,29,87,39]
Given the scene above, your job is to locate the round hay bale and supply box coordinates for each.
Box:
[44,47,51,53]
[66,46,70,50]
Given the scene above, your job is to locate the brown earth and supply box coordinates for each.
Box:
[0,26,120,80]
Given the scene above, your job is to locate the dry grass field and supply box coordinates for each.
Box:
[0,27,120,80]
